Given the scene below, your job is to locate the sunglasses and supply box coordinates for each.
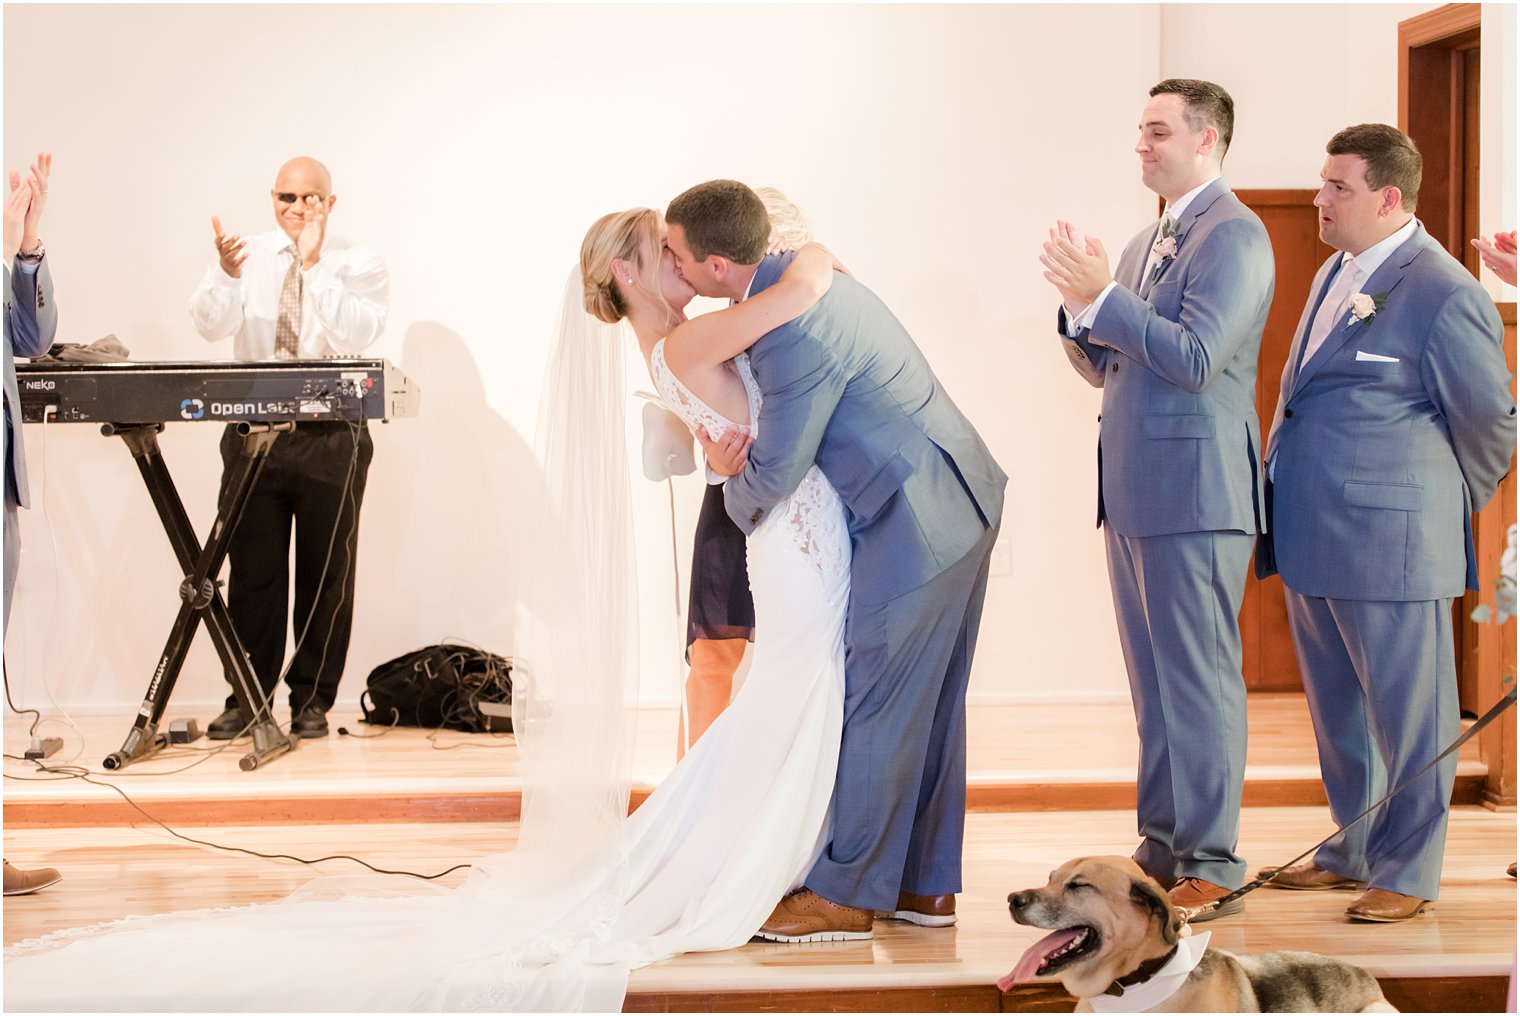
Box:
[274,192,328,205]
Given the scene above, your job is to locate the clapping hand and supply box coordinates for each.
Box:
[1471,230,1517,287]
[297,195,328,269]
[5,153,50,264]
[212,215,249,278]
[696,426,753,477]
[4,171,30,265]
[1041,220,1112,313]
[20,153,49,256]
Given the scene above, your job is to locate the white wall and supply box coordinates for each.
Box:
[1160,3,1443,188]
[1480,1,1517,303]
[4,3,1507,717]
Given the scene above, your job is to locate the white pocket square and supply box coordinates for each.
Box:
[1355,351,1400,363]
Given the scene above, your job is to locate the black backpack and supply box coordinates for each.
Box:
[360,644,513,733]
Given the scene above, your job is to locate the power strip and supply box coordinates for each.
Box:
[23,736,63,760]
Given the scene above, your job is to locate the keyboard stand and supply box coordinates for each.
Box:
[100,422,300,772]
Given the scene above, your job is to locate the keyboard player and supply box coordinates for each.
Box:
[188,156,388,740]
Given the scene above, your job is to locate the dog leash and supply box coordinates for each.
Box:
[1192,687,1517,918]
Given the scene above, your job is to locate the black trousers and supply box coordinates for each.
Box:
[218,421,373,714]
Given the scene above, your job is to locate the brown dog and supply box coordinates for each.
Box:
[1002,856,1396,1012]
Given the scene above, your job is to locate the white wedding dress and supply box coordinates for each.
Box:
[3,339,851,1013]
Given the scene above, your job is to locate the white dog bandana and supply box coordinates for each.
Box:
[1085,930,1212,1013]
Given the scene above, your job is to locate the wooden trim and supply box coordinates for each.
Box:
[1474,301,1516,807]
[1234,189,1316,209]
[1398,3,1481,130]
[4,774,1491,828]
[627,985,1007,1013]
[624,976,1510,1013]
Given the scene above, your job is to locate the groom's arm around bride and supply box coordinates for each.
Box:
[666,180,1007,941]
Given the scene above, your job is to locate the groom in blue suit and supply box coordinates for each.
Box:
[1041,79,1274,918]
[666,180,1007,942]
[1257,124,1515,922]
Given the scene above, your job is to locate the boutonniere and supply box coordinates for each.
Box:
[1349,291,1388,322]
[1148,219,1181,286]
[1152,219,1180,262]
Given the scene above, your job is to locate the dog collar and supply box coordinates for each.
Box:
[1085,931,1211,1013]
[1104,946,1178,995]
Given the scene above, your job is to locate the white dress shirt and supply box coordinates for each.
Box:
[1066,175,1222,335]
[1324,215,1418,298]
[189,229,389,359]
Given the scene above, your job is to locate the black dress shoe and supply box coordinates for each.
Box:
[207,706,249,740]
[292,708,329,738]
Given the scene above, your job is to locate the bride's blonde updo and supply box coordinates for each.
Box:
[580,208,662,324]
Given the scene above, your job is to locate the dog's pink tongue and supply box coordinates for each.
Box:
[998,928,1084,991]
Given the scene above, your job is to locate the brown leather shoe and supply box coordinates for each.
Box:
[1169,876,1243,921]
[1259,861,1364,891]
[875,890,957,927]
[3,860,62,896]
[755,888,874,942]
[1345,888,1431,923]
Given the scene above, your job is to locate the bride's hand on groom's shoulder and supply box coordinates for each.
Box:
[698,427,753,477]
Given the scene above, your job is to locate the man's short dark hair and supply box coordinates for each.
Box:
[665,180,770,264]
[1150,78,1235,159]
[1327,123,1422,212]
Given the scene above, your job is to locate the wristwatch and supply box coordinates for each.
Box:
[16,240,44,263]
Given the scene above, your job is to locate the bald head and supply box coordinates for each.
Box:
[276,157,332,193]
[271,156,335,240]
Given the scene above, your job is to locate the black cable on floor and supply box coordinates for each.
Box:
[4,753,472,881]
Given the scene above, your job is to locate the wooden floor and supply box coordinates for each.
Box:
[3,699,1514,1011]
[3,810,1513,1011]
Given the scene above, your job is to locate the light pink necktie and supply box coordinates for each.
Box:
[1296,259,1363,376]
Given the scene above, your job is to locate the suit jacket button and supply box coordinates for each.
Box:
[750,509,763,525]
[1075,350,1086,360]
[1097,414,1103,423]
[1111,363,1120,374]
[1284,409,1294,419]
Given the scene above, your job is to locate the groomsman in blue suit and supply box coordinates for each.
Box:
[1257,124,1515,922]
[4,153,56,636]
[1041,79,1274,918]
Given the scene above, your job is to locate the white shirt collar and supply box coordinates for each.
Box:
[1163,175,1222,225]
[1340,216,1418,281]
[1085,931,1212,1013]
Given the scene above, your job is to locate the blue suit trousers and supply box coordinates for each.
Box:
[1284,592,1457,900]
[1105,527,1253,888]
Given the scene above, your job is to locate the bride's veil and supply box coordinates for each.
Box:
[510,266,640,856]
[438,266,643,1007]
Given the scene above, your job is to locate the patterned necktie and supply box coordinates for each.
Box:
[1294,259,1363,384]
[274,244,302,360]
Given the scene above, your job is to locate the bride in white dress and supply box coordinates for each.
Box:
[3,210,850,1013]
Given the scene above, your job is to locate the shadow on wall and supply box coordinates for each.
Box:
[349,321,545,676]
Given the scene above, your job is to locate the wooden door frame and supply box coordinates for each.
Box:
[1400,3,1515,807]
[1398,4,1483,271]
[1398,4,1481,128]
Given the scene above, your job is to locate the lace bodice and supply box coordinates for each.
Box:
[649,340,846,583]
[649,340,760,445]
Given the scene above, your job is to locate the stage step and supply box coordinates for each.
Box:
[2,699,1491,827]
